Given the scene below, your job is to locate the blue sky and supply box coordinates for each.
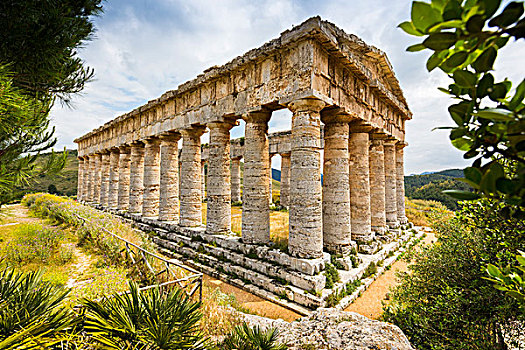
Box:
[51,0,525,174]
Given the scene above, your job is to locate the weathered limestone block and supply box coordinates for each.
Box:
[369,137,387,234]
[231,157,242,203]
[207,122,234,234]
[321,113,353,254]
[129,142,145,214]
[396,142,408,225]
[77,157,84,201]
[142,137,161,218]
[108,148,120,209]
[159,133,181,222]
[93,153,102,204]
[384,140,399,228]
[349,130,373,243]
[117,146,131,211]
[288,98,325,259]
[242,110,271,244]
[180,127,206,227]
[280,152,291,208]
[86,155,94,202]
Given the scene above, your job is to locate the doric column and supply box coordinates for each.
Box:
[180,127,206,227]
[100,152,110,207]
[231,157,242,203]
[207,121,235,234]
[280,152,291,208]
[396,142,408,225]
[384,140,399,227]
[158,133,181,222]
[349,124,373,243]
[242,110,271,244]
[201,160,206,202]
[369,136,387,234]
[86,155,94,202]
[142,137,161,218]
[117,146,131,211]
[77,157,84,201]
[321,112,353,254]
[129,142,145,214]
[269,154,274,205]
[108,148,120,209]
[93,153,102,204]
[288,98,325,259]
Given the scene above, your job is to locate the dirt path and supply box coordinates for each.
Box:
[0,204,40,225]
[344,228,436,319]
[65,246,94,288]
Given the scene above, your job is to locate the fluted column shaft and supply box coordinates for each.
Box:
[100,152,110,207]
[280,153,291,208]
[117,146,131,211]
[369,138,387,234]
[108,149,120,209]
[180,127,205,227]
[87,156,94,202]
[93,153,102,204]
[142,138,161,218]
[231,158,242,203]
[77,157,84,201]
[242,111,271,244]
[349,130,373,242]
[384,140,399,227]
[201,161,206,202]
[288,99,325,259]
[207,122,234,234]
[322,118,352,254]
[396,143,408,225]
[159,134,181,222]
[129,142,145,214]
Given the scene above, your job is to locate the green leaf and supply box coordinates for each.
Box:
[489,1,524,28]
[453,70,477,88]
[443,51,468,68]
[466,15,485,32]
[451,137,473,151]
[464,167,482,184]
[516,254,525,266]
[487,264,503,278]
[428,19,463,32]
[443,189,480,200]
[496,178,517,194]
[443,0,462,20]
[509,78,525,110]
[472,47,497,72]
[476,108,514,121]
[427,52,446,71]
[423,32,457,50]
[477,73,494,97]
[480,0,503,17]
[407,43,427,52]
[449,127,467,140]
[431,0,447,12]
[489,83,509,101]
[412,1,443,31]
[448,102,471,124]
[399,21,425,36]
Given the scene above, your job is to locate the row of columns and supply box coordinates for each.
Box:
[77,98,407,259]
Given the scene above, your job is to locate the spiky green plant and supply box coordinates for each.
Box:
[221,322,287,350]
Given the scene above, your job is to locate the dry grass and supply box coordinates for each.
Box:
[405,198,452,226]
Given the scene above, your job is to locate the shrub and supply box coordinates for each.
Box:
[221,322,287,350]
[324,263,340,289]
[362,262,377,279]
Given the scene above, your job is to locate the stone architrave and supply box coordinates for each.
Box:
[180,127,206,227]
[108,148,120,209]
[369,136,387,234]
[129,142,145,214]
[384,140,399,228]
[142,137,161,218]
[77,157,84,201]
[242,110,271,244]
[288,98,325,259]
[117,146,131,211]
[349,127,373,243]
[280,153,291,208]
[396,142,408,225]
[231,157,242,203]
[93,153,102,204]
[207,122,235,234]
[321,112,353,254]
[158,133,181,222]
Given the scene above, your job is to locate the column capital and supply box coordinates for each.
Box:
[130,140,145,148]
[349,120,374,133]
[77,156,85,161]
[242,109,272,123]
[396,141,408,149]
[180,125,206,138]
[320,108,355,124]
[383,138,397,146]
[207,119,237,131]
[143,136,161,146]
[280,152,291,157]
[109,147,120,154]
[159,132,181,143]
[287,98,326,113]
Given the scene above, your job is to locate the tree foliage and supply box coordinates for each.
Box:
[400,0,524,215]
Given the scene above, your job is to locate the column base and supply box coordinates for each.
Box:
[371,225,388,236]
[387,220,400,229]
[324,241,357,256]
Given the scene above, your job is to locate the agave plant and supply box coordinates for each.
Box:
[221,323,287,350]
[0,268,77,349]
[82,283,208,349]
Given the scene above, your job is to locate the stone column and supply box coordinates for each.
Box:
[369,136,387,234]
[349,127,373,243]
[280,152,291,208]
[117,146,131,211]
[180,127,206,227]
[231,157,242,203]
[142,137,161,218]
[384,140,399,228]
[207,122,234,234]
[107,149,120,209]
[129,142,145,214]
[86,155,94,202]
[321,113,353,254]
[100,152,111,207]
[77,157,84,201]
[396,142,408,225]
[93,153,102,204]
[268,154,274,205]
[159,133,181,222]
[201,161,206,202]
[288,98,325,259]
[242,110,271,244]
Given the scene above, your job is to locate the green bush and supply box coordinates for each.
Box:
[324,263,340,289]
[221,322,287,350]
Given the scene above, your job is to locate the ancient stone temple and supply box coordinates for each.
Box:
[75,17,412,312]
